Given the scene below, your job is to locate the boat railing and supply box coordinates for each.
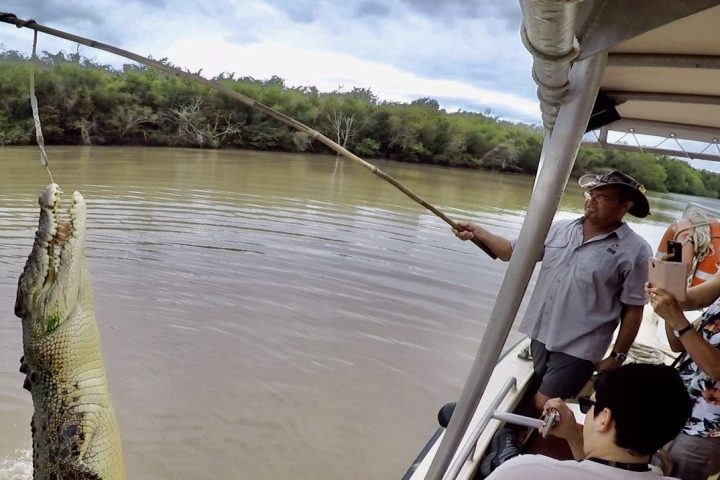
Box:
[685,202,720,219]
[443,377,559,480]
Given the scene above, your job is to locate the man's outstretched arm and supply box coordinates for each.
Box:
[452,221,513,261]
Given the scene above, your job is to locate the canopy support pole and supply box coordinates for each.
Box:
[425,51,607,480]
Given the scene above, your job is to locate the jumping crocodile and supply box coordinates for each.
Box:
[15,183,125,480]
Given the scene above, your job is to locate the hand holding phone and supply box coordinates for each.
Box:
[648,258,688,301]
[666,240,683,262]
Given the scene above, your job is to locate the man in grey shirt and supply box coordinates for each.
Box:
[454,170,652,415]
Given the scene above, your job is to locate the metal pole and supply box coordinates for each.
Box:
[531,131,552,194]
[443,378,517,480]
[492,412,544,431]
[426,52,607,480]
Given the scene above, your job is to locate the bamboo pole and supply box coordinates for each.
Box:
[0,11,495,258]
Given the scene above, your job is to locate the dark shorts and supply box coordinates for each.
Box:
[530,340,595,399]
[652,432,720,479]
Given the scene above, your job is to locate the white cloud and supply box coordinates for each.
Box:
[1,0,539,122]
[160,38,539,120]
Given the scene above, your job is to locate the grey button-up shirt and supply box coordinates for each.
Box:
[518,218,651,362]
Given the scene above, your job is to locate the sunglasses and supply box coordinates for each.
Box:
[578,395,596,414]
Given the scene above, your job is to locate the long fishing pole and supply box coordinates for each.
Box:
[0,11,496,258]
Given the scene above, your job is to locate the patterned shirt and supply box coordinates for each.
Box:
[678,300,720,437]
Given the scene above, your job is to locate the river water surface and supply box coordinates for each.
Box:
[0,146,714,479]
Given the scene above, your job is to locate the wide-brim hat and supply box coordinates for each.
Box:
[578,170,650,218]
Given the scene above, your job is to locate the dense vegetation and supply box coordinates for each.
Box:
[2,49,720,197]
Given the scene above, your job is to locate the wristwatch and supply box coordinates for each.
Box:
[673,323,694,338]
[610,351,627,364]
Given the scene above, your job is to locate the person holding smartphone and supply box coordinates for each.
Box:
[647,273,720,480]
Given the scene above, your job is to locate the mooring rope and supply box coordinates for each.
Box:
[685,209,713,267]
[0,11,495,258]
[627,342,669,365]
[28,28,55,184]
[670,208,720,281]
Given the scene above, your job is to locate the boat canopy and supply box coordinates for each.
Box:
[426,3,720,478]
[523,1,720,161]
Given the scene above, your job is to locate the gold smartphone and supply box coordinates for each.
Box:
[648,258,688,301]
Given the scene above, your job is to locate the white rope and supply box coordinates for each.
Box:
[28,29,54,182]
[628,342,668,365]
[688,209,713,263]
[673,208,716,283]
[520,23,579,131]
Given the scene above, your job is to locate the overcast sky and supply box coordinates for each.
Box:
[3,2,720,173]
[0,0,539,123]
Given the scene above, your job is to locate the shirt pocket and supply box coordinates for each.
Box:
[542,239,569,269]
[574,248,618,285]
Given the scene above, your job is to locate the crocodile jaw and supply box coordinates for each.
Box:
[15,183,88,339]
[14,184,125,479]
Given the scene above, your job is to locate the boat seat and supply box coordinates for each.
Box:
[438,402,456,428]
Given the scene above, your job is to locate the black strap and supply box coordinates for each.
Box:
[586,457,650,472]
[676,323,695,337]
[671,351,688,369]
[672,313,716,369]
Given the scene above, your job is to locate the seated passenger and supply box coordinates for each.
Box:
[648,280,720,480]
[486,363,692,479]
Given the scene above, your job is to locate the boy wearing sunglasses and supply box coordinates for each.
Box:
[486,364,692,479]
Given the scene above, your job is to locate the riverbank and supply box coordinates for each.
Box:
[2,49,720,197]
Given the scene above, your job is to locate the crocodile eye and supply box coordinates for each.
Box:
[44,313,62,334]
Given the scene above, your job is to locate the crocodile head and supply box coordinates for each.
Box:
[15,183,89,347]
[14,184,125,479]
